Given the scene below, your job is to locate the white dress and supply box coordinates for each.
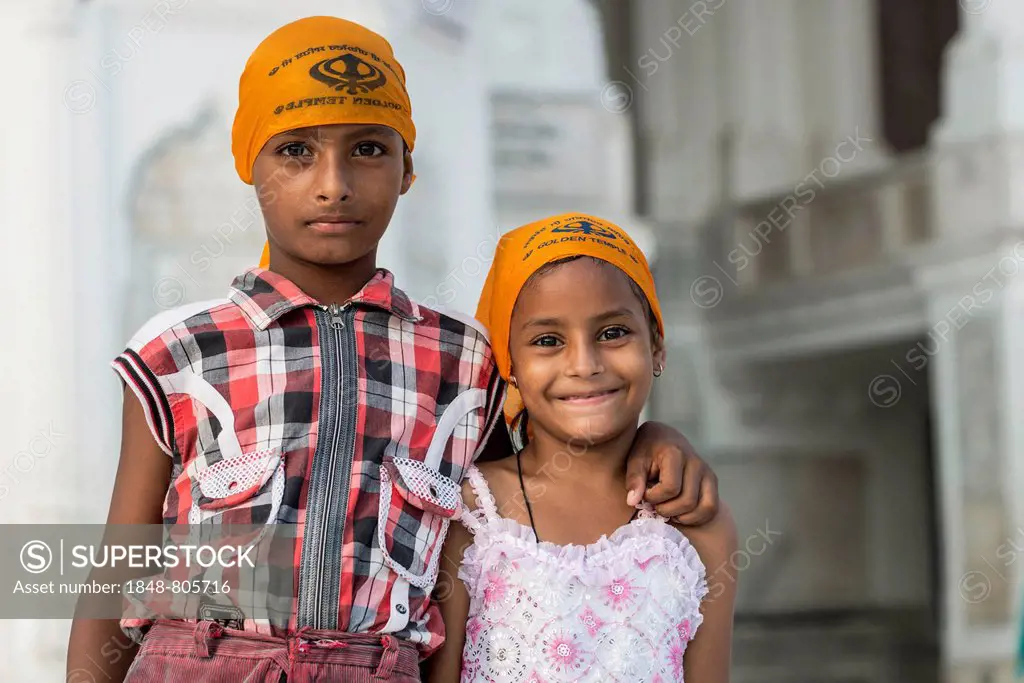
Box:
[456,465,708,682]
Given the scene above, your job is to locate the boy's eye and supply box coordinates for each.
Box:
[354,141,386,157]
[279,142,312,158]
[599,326,631,341]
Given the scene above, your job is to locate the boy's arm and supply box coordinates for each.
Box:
[625,422,720,525]
[67,389,171,681]
[424,518,474,683]
[680,503,739,682]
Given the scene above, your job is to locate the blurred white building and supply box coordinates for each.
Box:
[598,1,1022,681]
[0,0,1019,680]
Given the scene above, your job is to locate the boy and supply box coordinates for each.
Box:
[67,16,719,682]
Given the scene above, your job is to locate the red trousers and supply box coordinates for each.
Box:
[123,620,421,682]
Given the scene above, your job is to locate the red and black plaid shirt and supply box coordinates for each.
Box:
[112,267,505,655]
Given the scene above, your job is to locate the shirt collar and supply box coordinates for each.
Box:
[229,267,423,331]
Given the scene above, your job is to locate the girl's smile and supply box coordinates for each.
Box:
[554,387,623,405]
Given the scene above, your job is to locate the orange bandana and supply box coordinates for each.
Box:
[475,213,664,425]
[232,16,417,269]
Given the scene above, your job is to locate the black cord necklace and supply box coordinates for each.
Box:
[515,449,542,542]
[515,449,639,545]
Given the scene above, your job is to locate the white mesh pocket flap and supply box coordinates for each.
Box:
[197,449,280,507]
[384,456,461,517]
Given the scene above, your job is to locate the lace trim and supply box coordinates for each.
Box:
[459,507,483,534]
[634,500,663,521]
[459,515,707,607]
[461,465,500,528]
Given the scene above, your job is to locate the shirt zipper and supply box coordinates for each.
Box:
[297,302,354,629]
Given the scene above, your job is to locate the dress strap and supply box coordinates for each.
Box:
[634,500,665,522]
[459,465,501,533]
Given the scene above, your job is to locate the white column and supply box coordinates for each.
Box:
[723,0,806,200]
[0,0,77,523]
[915,246,1023,682]
[0,2,79,681]
[0,5,78,508]
[800,0,886,170]
[933,2,1024,240]
[930,10,1024,675]
[936,2,1024,144]
[932,17,1024,672]
[383,0,495,315]
[479,0,642,274]
[629,0,726,226]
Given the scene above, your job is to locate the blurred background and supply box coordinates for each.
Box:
[0,0,1021,680]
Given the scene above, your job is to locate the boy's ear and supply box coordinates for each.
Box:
[400,148,415,195]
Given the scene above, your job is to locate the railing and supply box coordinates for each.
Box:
[714,150,934,291]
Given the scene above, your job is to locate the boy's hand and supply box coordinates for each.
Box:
[625,421,719,525]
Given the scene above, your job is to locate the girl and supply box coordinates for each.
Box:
[429,214,739,682]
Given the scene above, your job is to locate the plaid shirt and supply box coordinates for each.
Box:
[111,268,505,655]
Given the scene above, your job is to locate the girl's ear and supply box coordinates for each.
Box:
[652,333,667,373]
[400,147,415,195]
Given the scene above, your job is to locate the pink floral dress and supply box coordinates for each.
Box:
[456,465,708,682]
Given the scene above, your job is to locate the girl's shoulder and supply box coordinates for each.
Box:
[462,459,518,520]
[472,457,516,483]
[671,502,739,565]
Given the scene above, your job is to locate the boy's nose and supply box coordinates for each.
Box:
[313,150,354,203]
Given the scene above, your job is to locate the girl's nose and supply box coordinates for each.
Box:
[565,340,603,377]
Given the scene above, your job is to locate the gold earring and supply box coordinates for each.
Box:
[509,375,518,388]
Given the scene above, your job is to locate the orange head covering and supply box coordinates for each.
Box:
[232,16,417,268]
[475,213,664,426]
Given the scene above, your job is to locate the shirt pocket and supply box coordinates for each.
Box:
[159,368,287,527]
[376,387,488,588]
[188,448,286,526]
[377,454,461,589]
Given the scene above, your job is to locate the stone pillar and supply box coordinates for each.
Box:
[928,5,1024,676]
[625,0,726,226]
[933,1,1024,241]
[0,0,76,522]
[799,0,887,170]
[481,0,649,264]
[382,0,496,315]
[722,0,807,200]
[0,2,79,680]
[914,245,1023,683]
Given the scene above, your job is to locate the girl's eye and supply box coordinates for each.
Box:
[354,141,386,157]
[599,326,631,341]
[532,335,561,348]
[279,142,312,158]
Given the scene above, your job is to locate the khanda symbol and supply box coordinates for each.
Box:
[309,53,387,95]
[551,220,620,240]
